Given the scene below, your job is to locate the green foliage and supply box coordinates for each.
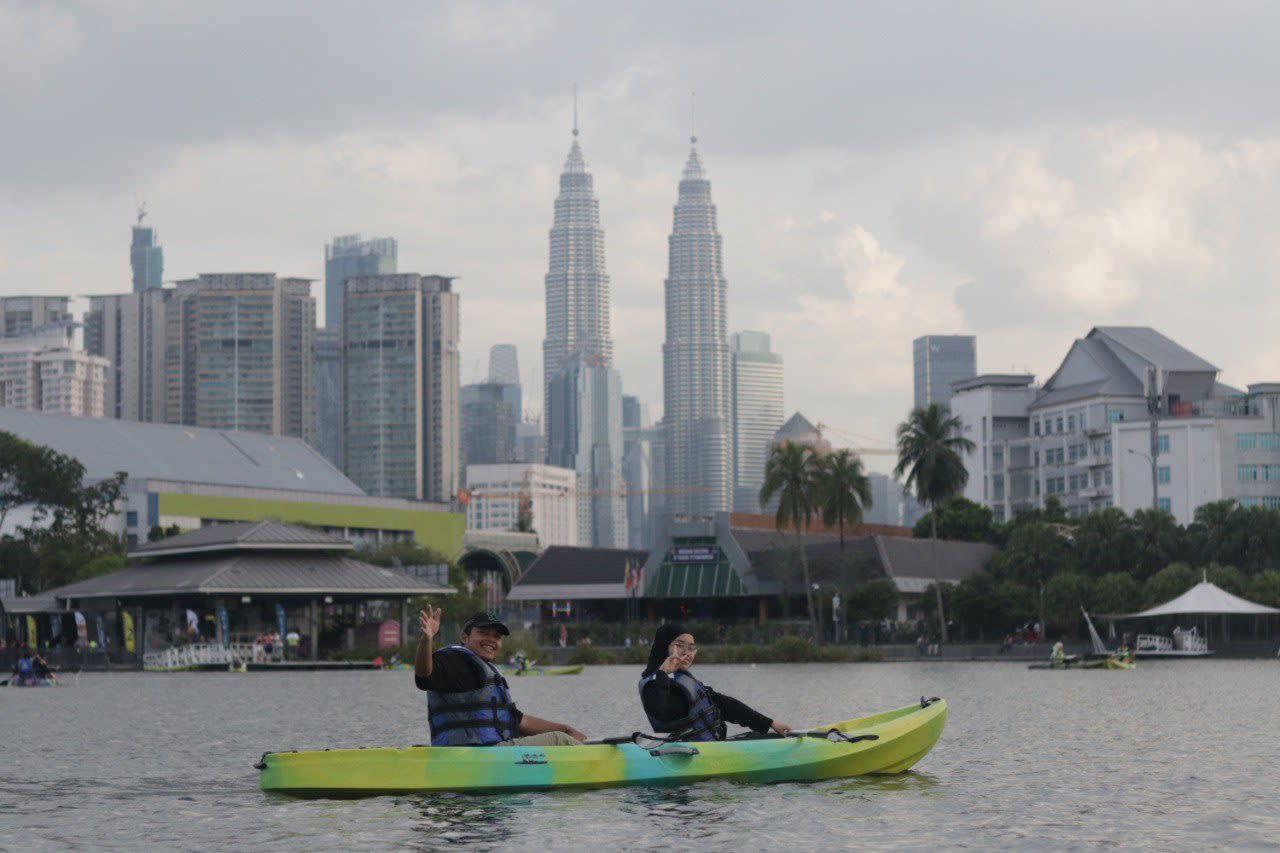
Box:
[996,521,1074,587]
[75,552,125,582]
[814,449,872,549]
[845,579,899,622]
[1143,562,1196,607]
[567,646,616,665]
[147,524,184,541]
[912,497,1000,544]
[1205,563,1246,596]
[1043,572,1092,633]
[1072,508,1140,576]
[759,442,822,639]
[1091,572,1142,615]
[1247,570,1280,607]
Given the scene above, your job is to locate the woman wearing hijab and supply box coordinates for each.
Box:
[638,624,792,741]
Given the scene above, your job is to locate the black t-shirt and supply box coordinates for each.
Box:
[415,647,524,728]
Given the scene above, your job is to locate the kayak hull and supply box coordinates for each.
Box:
[258,699,946,798]
[499,664,585,676]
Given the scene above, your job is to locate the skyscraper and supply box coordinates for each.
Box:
[312,328,342,465]
[85,288,173,423]
[732,331,784,513]
[541,116,625,545]
[324,235,397,329]
[131,210,164,293]
[488,344,520,386]
[341,274,459,503]
[663,137,733,515]
[913,335,977,410]
[165,274,315,442]
[0,296,71,337]
[460,382,520,478]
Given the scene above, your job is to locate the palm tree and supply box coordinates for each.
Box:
[760,442,822,642]
[816,449,873,552]
[894,404,975,643]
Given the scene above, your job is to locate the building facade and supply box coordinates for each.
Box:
[131,218,164,292]
[913,334,977,411]
[323,234,397,330]
[0,296,71,337]
[312,328,342,466]
[166,274,315,443]
[341,274,460,503]
[546,350,627,548]
[85,288,173,423]
[731,331,784,513]
[0,325,108,417]
[488,344,520,386]
[952,327,1280,524]
[460,382,520,479]
[464,462,578,548]
[664,138,733,515]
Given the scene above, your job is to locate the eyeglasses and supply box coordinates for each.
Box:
[671,642,699,655]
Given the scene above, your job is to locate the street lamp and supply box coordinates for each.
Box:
[1128,448,1159,513]
[811,582,841,644]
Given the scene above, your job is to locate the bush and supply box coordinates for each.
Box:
[568,646,616,665]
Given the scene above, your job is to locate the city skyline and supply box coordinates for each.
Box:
[7,4,1280,473]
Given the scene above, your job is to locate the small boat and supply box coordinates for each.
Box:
[499,664,585,676]
[256,698,947,797]
[8,678,58,687]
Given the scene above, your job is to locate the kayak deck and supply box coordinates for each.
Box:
[257,699,946,798]
[499,664,585,676]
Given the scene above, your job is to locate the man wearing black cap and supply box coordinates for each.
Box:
[415,606,586,747]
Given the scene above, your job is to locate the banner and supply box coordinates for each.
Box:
[216,603,230,648]
[94,613,106,650]
[74,612,89,646]
[185,609,199,641]
[26,615,37,646]
[122,611,136,653]
[275,603,287,660]
[49,613,61,643]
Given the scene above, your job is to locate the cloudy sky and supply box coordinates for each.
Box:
[4,1,1280,472]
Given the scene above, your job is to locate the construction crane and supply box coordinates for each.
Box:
[814,422,897,456]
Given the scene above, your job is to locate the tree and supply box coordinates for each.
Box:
[1143,562,1196,607]
[815,449,872,552]
[894,405,975,643]
[846,579,899,623]
[1246,570,1280,608]
[1205,563,1246,595]
[760,442,823,642]
[1043,572,1091,635]
[1072,508,1140,577]
[912,497,1000,544]
[1132,509,1188,579]
[1091,572,1142,616]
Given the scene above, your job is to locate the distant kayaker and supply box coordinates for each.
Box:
[1051,640,1066,664]
[415,607,586,747]
[12,649,34,685]
[638,624,792,742]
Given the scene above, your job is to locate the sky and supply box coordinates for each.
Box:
[4,1,1280,473]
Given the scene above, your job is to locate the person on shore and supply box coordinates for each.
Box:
[415,608,586,747]
[638,624,792,742]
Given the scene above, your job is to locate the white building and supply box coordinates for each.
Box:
[464,463,579,548]
[952,327,1280,524]
[0,325,109,418]
[731,331,784,513]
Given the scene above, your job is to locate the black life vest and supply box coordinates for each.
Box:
[638,669,724,742]
[427,646,519,746]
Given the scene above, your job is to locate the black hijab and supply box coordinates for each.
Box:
[642,623,689,678]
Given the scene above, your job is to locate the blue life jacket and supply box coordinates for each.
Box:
[427,646,519,746]
[16,657,33,679]
[638,669,724,742]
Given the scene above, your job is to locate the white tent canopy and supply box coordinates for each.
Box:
[1124,580,1280,618]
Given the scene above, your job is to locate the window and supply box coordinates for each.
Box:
[1107,409,1124,424]
[1105,469,1113,486]
[1158,466,1171,484]
[1238,464,1259,482]
[126,511,138,527]
[1157,435,1170,454]
[1261,433,1280,450]
[1056,417,1064,433]
[1034,420,1041,436]
[1104,439,1113,457]
[1158,498,1172,513]
[1068,415,1076,432]
[1237,433,1257,450]
[1080,412,1088,430]
[1265,464,1280,482]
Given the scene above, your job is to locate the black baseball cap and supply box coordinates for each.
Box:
[463,611,510,636]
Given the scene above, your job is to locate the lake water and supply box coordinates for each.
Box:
[1,661,1277,850]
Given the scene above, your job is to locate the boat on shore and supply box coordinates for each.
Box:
[256,698,947,797]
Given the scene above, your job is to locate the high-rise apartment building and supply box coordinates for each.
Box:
[324,235,397,330]
[165,274,315,442]
[731,331,784,513]
[0,324,108,417]
[546,349,626,548]
[341,274,459,503]
[0,296,71,337]
[85,289,173,423]
[663,137,733,515]
[464,462,579,548]
[131,213,164,292]
[312,329,342,466]
[622,396,666,549]
[913,335,977,410]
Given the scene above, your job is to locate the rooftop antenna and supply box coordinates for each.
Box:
[690,91,697,145]
[136,200,147,225]
[572,83,579,137]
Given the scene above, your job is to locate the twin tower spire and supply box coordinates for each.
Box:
[542,95,732,525]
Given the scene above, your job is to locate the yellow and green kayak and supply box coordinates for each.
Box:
[498,664,585,676]
[256,698,946,797]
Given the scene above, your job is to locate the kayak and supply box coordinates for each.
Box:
[1028,656,1135,670]
[256,698,946,797]
[498,664,585,676]
[8,678,57,687]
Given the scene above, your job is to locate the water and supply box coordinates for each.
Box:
[2,661,1277,850]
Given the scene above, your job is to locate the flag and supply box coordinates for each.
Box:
[74,612,89,646]
[94,613,107,649]
[122,611,136,653]
[26,615,37,646]
[216,603,230,648]
[623,559,634,591]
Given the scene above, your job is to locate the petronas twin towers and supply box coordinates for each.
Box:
[543,120,732,541]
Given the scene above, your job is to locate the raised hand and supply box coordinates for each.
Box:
[659,653,681,675]
[419,606,443,640]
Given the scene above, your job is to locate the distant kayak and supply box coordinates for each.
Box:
[8,678,57,687]
[256,698,947,797]
[1028,656,1135,670]
[499,664,585,676]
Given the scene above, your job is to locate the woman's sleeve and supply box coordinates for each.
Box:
[706,688,773,733]
[641,672,691,723]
